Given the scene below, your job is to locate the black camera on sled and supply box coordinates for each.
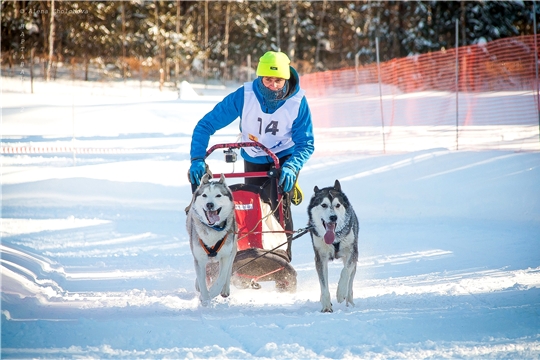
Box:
[224,148,237,163]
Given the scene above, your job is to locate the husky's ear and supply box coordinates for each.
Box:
[219,173,226,184]
[333,180,341,191]
[201,173,211,184]
[314,185,320,193]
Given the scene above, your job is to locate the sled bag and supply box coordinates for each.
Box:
[233,188,288,252]
[233,189,264,250]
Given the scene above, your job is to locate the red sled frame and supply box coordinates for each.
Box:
[204,141,299,292]
[205,141,286,230]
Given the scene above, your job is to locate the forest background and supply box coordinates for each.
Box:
[2,0,540,86]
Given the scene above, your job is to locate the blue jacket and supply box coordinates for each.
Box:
[190,67,314,173]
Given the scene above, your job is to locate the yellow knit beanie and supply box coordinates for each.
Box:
[256,51,291,79]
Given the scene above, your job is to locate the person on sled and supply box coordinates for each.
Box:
[188,50,315,261]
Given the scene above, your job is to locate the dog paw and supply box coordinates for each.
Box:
[347,294,355,307]
[320,298,333,313]
[336,288,347,304]
[321,305,333,313]
[220,282,231,298]
[200,298,210,307]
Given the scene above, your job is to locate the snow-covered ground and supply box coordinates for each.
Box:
[1,77,540,359]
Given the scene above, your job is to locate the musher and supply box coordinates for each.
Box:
[188,50,315,261]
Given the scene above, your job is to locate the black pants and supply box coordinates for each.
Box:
[244,157,295,261]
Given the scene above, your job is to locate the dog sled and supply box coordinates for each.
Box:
[201,141,306,293]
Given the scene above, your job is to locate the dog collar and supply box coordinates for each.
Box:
[199,233,229,257]
[205,220,228,232]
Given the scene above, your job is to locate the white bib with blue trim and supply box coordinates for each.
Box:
[241,82,304,158]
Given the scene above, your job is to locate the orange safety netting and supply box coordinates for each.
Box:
[300,35,540,152]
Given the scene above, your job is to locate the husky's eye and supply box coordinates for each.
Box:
[335,204,341,208]
[216,194,222,198]
[321,204,328,209]
[202,194,207,198]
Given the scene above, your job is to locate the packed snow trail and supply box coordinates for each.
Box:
[2,79,540,359]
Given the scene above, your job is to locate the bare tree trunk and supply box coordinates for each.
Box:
[71,58,76,81]
[162,42,167,82]
[30,48,35,93]
[392,2,402,58]
[460,1,466,46]
[204,0,208,83]
[84,55,89,81]
[375,2,382,60]
[41,2,48,78]
[175,0,181,83]
[154,0,163,91]
[223,1,230,81]
[286,0,297,61]
[275,0,281,51]
[121,3,126,81]
[46,0,55,81]
[314,0,326,69]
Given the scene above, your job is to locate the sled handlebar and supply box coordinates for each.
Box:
[202,141,285,229]
[205,141,280,172]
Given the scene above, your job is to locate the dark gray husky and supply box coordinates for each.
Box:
[308,180,359,313]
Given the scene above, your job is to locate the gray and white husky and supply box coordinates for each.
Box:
[186,173,237,305]
[308,180,359,313]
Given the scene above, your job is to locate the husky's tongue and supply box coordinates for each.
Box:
[206,210,220,225]
[324,222,336,244]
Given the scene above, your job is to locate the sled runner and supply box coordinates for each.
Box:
[203,141,302,292]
